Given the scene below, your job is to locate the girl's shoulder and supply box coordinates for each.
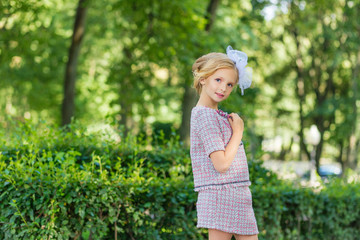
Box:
[191,106,228,122]
[191,106,217,119]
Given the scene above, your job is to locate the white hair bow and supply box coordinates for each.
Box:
[226,45,252,95]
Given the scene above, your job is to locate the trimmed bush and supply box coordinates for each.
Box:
[1,121,359,239]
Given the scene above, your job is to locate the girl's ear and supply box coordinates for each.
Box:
[200,78,206,85]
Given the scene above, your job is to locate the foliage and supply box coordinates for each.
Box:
[2,0,359,170]
[1,122,360,239]
[260,0,360,167]
[0,0,74,122]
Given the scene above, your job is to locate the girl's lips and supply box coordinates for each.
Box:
[216,93,225,98]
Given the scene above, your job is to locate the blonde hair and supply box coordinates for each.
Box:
[192,52,238,94]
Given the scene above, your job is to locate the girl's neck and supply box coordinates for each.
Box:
[196,102,218,110]
[196,93,218,110]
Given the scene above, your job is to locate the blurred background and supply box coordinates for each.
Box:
[1,0,359,179]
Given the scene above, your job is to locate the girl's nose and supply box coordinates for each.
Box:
[220,83,226,91]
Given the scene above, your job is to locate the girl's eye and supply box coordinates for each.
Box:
[228,83,233,87]
[215,78,221,82]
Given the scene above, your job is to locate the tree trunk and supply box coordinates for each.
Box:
[61,0,88,126]
[118,47,134,136]
[293,28,310,161]
[338,140,345,176]
[120,100,132,137]
[347,49,360,169]
[204,0,220,31]
[179,0,221,145]
[179,85,197,146]
[315,131,324,173]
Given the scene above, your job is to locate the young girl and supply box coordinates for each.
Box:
[190,46,258,240]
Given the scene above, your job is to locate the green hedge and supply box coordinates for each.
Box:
[1,121,360,239]
[253,182,360,239]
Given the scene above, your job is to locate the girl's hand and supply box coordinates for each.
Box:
[228,113,244,135]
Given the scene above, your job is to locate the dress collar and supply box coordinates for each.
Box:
[216,109,228,118]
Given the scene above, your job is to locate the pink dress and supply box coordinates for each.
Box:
[190,106,258,235]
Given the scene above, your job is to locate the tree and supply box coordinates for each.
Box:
[264,0,360,173]
[335,0,360,170]
[0,0,72,123]
[61,0,88,126]
[179,0,221,146]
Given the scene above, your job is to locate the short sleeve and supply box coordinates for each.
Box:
[194,108,225,157]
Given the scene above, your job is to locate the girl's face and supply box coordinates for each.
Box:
[200,68,237,106]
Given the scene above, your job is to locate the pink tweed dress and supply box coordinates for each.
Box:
[190,106,258,235]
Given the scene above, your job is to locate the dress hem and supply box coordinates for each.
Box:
[194,181,251,192]
[197,225,259,235]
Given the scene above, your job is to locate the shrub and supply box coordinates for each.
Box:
[1,121,359,239]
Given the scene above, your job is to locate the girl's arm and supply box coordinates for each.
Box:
[210,113,244,173]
